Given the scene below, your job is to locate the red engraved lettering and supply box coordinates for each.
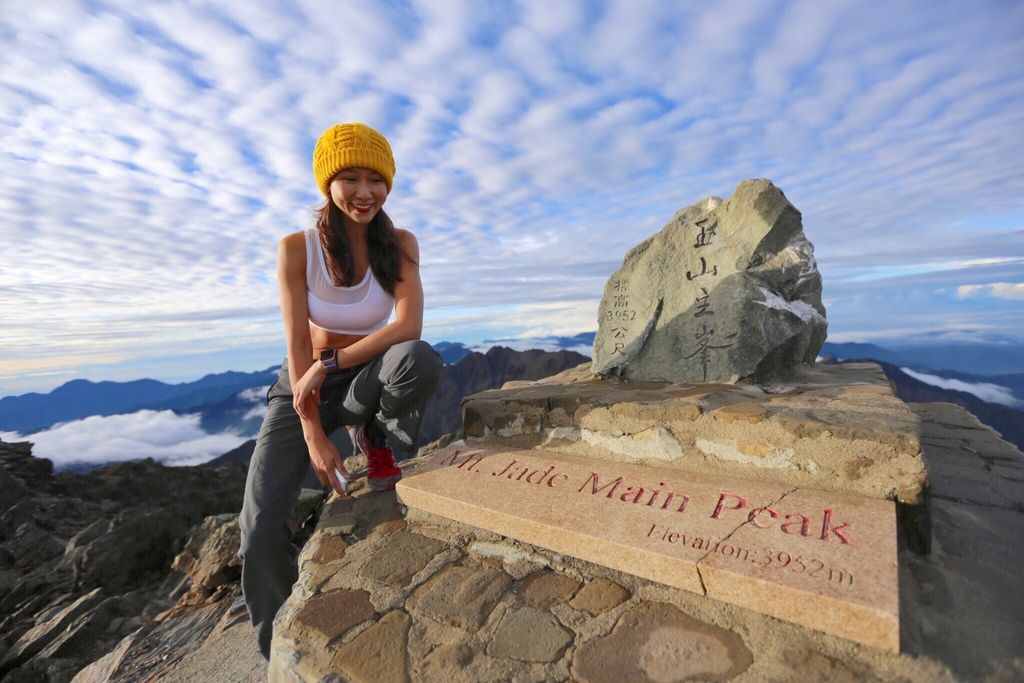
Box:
[747,507,779,529]
[547,473,568,488]
[578,473,623,497]
[526,465,555,484]
[491,459,517,477]
[819,509,852,545]
[456,451,484,469]
[619,486,646,504]
[711,492,747,519]
[440,450,461,466]
[781,513,811,536]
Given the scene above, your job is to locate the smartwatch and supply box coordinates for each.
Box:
[319,348,339,373]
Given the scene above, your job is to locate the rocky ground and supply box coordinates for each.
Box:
[4,380,1022,681]
[269,401,1024,682]
[0,439,321,682]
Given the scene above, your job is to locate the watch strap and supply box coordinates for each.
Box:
[319,348,339,373]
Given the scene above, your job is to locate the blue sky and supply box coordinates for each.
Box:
[2,0,1023,396]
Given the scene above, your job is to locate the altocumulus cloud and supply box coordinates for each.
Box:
[957,283,1024,301]
[0,411,251,468]
[2,0,1024,395]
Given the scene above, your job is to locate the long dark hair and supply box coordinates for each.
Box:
[314,201,406,295]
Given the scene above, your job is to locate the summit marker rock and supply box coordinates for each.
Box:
[592,179,827,383]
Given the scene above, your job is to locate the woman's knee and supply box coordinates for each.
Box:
[384,340,442,385]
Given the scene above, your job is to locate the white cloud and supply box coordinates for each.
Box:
[901,368,1023,408]
[239,385,271,422]
[0,410,251,468]
[957,283,1024,301]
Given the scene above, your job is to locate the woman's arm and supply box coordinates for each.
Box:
[277,233,348,493]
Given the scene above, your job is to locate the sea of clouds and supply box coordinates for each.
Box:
[0,385,270,469]
[900,367,1023,408]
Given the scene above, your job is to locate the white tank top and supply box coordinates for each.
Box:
[304,227,395,334]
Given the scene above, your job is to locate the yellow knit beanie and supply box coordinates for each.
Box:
[312,122,396,196]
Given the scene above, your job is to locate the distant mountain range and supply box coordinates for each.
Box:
[819,341,1024,376]
[0,369,280,434]
[4,337,1022,468]
[871,361,1024,452]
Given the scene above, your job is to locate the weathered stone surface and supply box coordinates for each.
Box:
[573,602,753,682]
[331,610,411,683]
[517,570,581,608]
[359,530,446,587]
[224,400,1021,682]
[1,588,104,670]
[310,534,348,564]
[8,522,64,570]
[462,362,927,503]
[569,577,630,615]
[486,607,573,662]
[170,514,240,602]
[398,443,899,650]
[409,565,511,630]
[289,588,375,648]
[593,179,826,383]
[421,643,474,680]
[65,508,194,592]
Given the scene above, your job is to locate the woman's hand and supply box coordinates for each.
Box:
[292,361,327,420]
[307,433,349,496]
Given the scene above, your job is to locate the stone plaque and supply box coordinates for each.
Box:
[397,443,898,652]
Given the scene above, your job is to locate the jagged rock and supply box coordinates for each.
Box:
[0,441,53,488]
[593,179,826,383]
[170,514,241,604]
[7,522,65,570]
[0,465,30,515]
[1,499,37,543]
[0,588,104,673]
[65,508,193,592]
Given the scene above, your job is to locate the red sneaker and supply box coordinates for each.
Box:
[353,423,402,491]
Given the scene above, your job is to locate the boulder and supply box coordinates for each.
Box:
[170,514,241,604]
[65,508,193,592]
[592,179,826,383]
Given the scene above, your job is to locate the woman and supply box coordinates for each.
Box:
[239,122,442,660]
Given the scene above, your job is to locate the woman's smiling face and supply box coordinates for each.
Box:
[329,167,388,227]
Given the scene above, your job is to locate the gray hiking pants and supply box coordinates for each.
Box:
[239,339,442,660]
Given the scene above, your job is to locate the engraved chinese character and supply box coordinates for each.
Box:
[613,279,627,292]
[694,287,712,317]
[684,323,737,382]
[694,218,717,248]
[612,326,627,339]
[686,256,718,281]
[614,294,629,308]
[613,342,625,354]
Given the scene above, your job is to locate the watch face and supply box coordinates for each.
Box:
[320,349,333,362]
